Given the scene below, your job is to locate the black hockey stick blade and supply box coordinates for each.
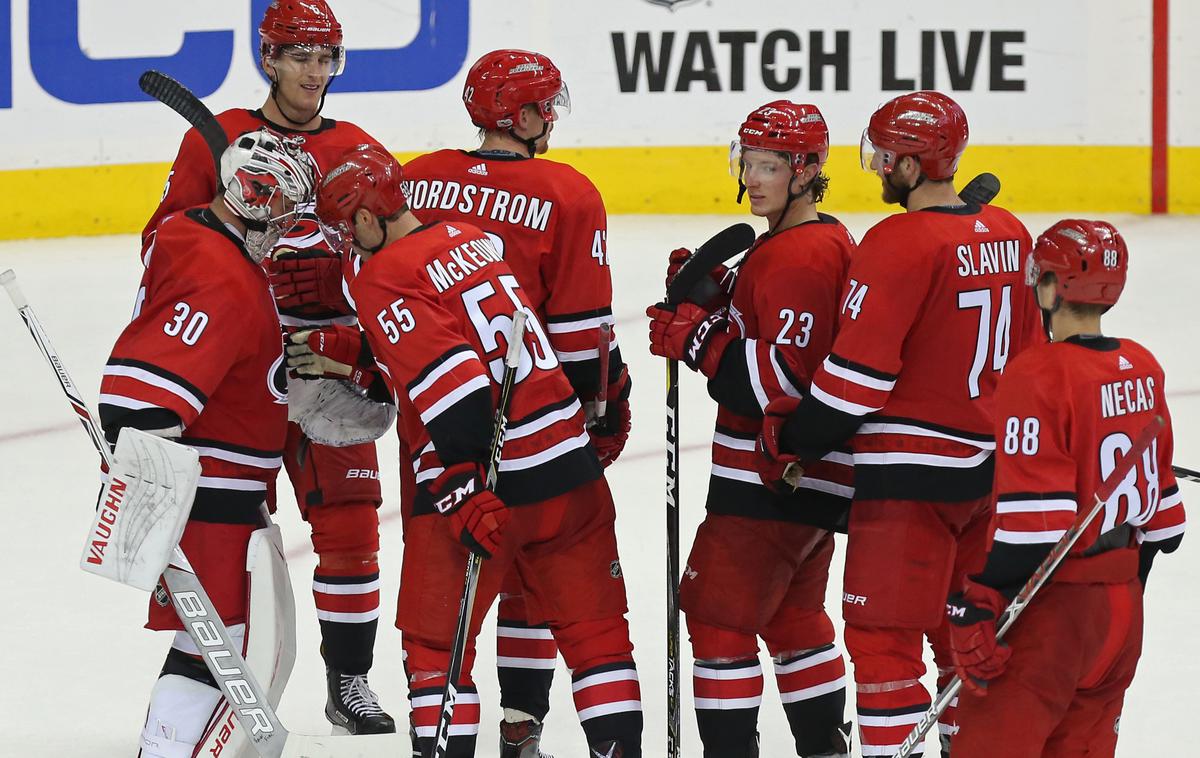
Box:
[960,172,1001,205]
[1173,464,1200,484]
[666,222,757,306]
[139,70,227,180]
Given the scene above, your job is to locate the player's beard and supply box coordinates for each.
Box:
[881,171,913,208]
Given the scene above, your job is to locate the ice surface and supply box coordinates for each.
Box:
[1,212,1196,755]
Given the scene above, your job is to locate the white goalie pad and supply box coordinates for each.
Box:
[195,522,298,758]
[80,428,199,592]
[288,376,397,447]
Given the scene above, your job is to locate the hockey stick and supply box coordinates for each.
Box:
[659,222,758,758]
[139,70,228,185]
[893,415,1165,758]
[959,172,1001,205]
[1172,464,1200,484]
[433,311,529,758]
[1,269,398,758]
[592,322,612,430]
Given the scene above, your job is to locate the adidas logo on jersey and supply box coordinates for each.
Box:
[1119,355,1134,370]
[468,163,489,176]
[974,219,990,233]
[446,224,462,238]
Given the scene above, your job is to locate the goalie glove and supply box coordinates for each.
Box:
[430,462,511,559]
[286,326,377,390]
[646,302,734,378]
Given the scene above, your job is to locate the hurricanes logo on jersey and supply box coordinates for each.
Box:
[268,351,289,404]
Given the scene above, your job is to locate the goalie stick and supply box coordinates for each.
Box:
[892,415,1165,758]
[433,311,529,757]
[139,69,228,187]
[1,269,399,758]
[659,222,758,758]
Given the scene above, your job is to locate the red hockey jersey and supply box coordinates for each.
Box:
[705,215,855,528]
[350,221,602,514]
[142,109,383,327]
[401,150,620,398]
[978,336,1185,587]
[100,208,289,522]
[804,203,1044,502]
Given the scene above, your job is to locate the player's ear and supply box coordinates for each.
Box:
[262,55,277,83]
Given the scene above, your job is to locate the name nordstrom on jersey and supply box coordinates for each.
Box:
[403,179,553,233]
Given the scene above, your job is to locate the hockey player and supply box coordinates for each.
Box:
[140,0,397,733]
[100,129,313,757]
[316,144,644,758]
[946,220,1185,757]
[402,49,632,757]
[755,91,1044,757]
[645,101,853,757]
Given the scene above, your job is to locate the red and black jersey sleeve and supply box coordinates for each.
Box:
[101,212,252,439]
[354,273,494,465]
[540,179,624,399]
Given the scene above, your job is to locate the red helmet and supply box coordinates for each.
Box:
[1027,219,1128,306]
[732,100,829,175]
[316,144,407,250]
[260,0,345,73]
[463,49,570,130]
[861,91,968,180]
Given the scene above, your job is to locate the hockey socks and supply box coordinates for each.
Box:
[497,617,557,722]
[571,661,643,757]
[856,681,931,757]
[693,658,764,757]
[313,566,381,673]
[408,678,480,758]
[774,644,850,756]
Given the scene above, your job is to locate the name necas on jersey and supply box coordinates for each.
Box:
[100,208,288,522]
[807,203,1044,502]
[982,337,1185,586]
[350,221,602,515]
[142,108,385,328]
[402,149,622,399]
[706,216,855,529]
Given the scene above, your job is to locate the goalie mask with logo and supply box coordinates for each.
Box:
[220,128,317,262]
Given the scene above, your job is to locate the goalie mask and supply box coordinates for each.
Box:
[220,128,316,262]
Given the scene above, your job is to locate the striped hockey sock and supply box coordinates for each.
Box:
[693,657,763,757]
[497,618,557,721]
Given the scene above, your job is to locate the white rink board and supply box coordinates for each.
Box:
[0,213,1197,756]
[0,0,1185,171]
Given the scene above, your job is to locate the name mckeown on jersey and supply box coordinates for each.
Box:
[350,221,604,514]
[402,150,622,400]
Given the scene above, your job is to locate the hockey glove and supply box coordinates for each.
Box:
[665,247,737,310]
[947,579,1012,695]
[588,366,632,467]
[646,302,734,377]
[268,252,353,315]
[430,462,511,559]
[287,326,377,390]
[756,395,804,492]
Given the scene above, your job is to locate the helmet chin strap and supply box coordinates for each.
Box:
[267,64,332,128]
[361,216,390,254]
[767,170,817,235]
[508,120,549,159]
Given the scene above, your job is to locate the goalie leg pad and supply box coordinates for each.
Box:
[140,637,247,758]
[146,521,257,631]
[309,502,381,673]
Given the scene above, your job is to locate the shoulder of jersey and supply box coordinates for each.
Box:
[214,108,268,138]
[1113,338,1164,376]
[154,210,259,285]
[977,203,1029,235]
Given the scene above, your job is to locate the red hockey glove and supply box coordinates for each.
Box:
[756,395,804,492]
[431,462,511,559]
[646,302,734,377]
[665,247,736,310]
[287,326,376,389]
[588,366,632,467]
[268,253,353,315]
[947,579,1012,695]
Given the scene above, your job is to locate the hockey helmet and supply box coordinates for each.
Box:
[861,91,968,180]
[316,144,407,252]
[463,49,571,130]
[259,0,345,76]
[730,100,829,177]
[1026,219,1128,306]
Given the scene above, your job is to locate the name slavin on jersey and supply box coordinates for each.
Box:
[1100,376,1156,419]
[426,237,504,293]
[955,239,1021,277]
[403,180,553,233]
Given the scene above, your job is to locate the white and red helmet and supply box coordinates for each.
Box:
[259,0,345,76]
[463,49,570,130]
[220,128,315,253]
